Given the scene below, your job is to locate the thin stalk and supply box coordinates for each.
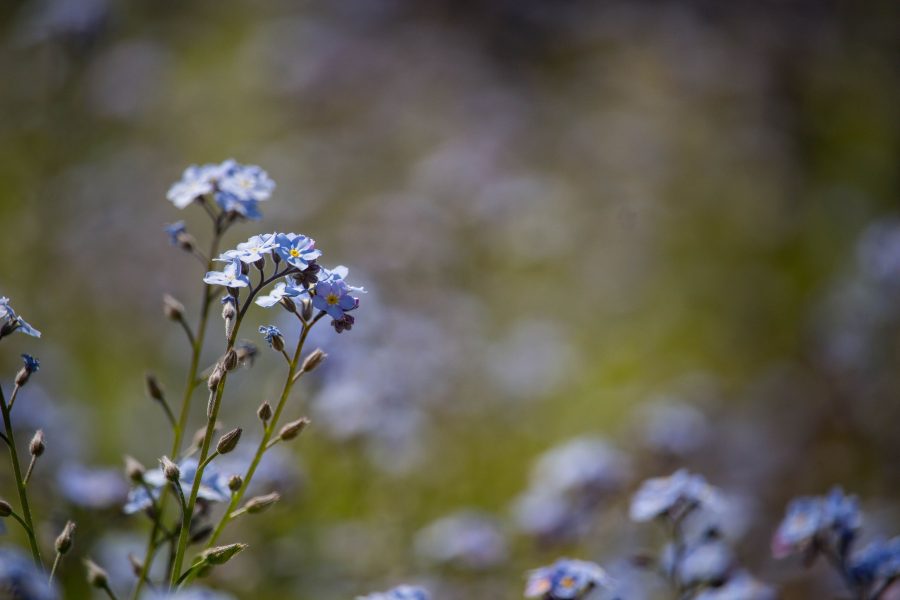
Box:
[131,224,223,600]
[169,267,297,587]
[23,455,37,486]
[205,313,322,548]
[7,384,20,411]
[0,385,41,565]
[48,553,61,585]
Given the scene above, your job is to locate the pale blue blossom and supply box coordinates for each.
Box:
[275,233,321,269]
[167,164,217,208]
[0,296,41,338]
[630,470,722,522]
[203,258,250,288]
[525,559,611,599]
[124,457,229,515]
[255,280,306,308]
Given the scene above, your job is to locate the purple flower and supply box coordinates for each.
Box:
[203,258,250,289]
[525,559,611,599]
[275,233,321,269]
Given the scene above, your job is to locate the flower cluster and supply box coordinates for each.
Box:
[773,487,899,597]
[0,296,41,339]
[167,159,275,220]
[204,233,363,333]
[524,559,610,599]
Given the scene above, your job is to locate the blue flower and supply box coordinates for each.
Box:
[275,233,321,269]
[771,488,861,559]
[0,547,58,600]
[124,458,230,515]
[849,537,900,585]
[231,233,279,263]
[167,164,217,209]
[58,464,128,509]
[525,559,611,599]
[357,586,430,600]
[312,279,359,320]
[663,539,733,587]
[215,193,263,220]
[629,470,721,522]
[164,221,188,245]
[21,354,40,375]
[259,325,284,349]
[203,258,251,289]
[0,296,41,339]
[217,164,275,203]
[255,280,306,308]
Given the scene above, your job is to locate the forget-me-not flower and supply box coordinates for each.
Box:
[849,536,900,586]
[771,488,861,559]
[217,163,275,203]
[0,296,41,338]
[232,233,279,263]
[275,233,321,269]
[357,586,430,600]
[124,457,230,515]
[203,258,251,289]
[167,164,217,208]
[21,354,40,375]
[0,547,58,600]
[255,280,306,308]
[525,559,611,599]
[259,325,284,349]
[629,470,721,522]
[312,278,359,320]
[165,221,188,246]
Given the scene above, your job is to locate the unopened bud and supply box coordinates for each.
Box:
[163,294,185,321]
[85,559,109,588]
[207,365,224,391]
[29,430,45,457]
[222,300,236,339]
[200,543,247,566]
[254,258,266,271]
[175,231,195,253]
[160,456,180,482]
[279,417,310,441]
[301,349,327,373]
[15,354,39,387]
[257,402,272,423]
[128,554,143,578]
[223,349,238,371]
[216,428,242,455]
[55,520,76,554]
[300,298,314,321]
[280,296,297,313]
[228,475,243,492]
[124,455,145,483]
[244,492,280,514]
[145,373,164,402]
[0,500,12,517]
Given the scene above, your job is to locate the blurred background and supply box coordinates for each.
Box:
[1,0,899,598]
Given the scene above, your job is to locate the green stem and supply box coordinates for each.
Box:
[169,268,299,587]
[0,385,42,565]
[131,226,222,600]
[101,582,120,600]
[205,313,322,548]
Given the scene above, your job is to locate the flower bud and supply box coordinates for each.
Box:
[244,492,280,514]
[301,349,327,374]
[254,258,266,271]
[228,475,243,492]
[257,401,272,424]
[175,231,195,253]
[29,430,45,457]
[279,417,310,441]
[216,428,242,455]
[0,500,12,517]
[300,298,314,321]
[222,299,236,338]
[55,520,76,555]
[145,373,164,402]
[207,364,224,391]
[128,554,143,577]
[163,294,185,321]
[200,543,247,566]
[280,296,297,313]
[223,349,239,372]
[85,559,109,588]
[160,456,180,482]
[15,354,39,387]
[124,455,145,483]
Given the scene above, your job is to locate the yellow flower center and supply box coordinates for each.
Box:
[560,576,575,588]
[325,294,340,305]
[289,248,301,258]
